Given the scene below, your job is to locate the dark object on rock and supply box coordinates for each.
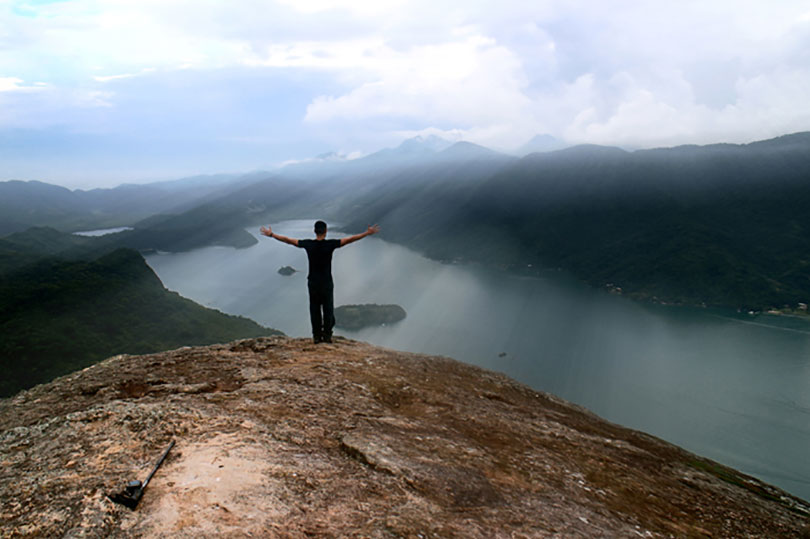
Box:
[278,266,297,276]
[108,440,175,510]
[335,304,406,330]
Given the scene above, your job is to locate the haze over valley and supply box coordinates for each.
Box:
[6,132,810,310]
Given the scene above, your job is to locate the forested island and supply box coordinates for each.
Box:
[335,304,407,330]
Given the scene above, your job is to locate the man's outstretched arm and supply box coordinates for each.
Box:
[260,225,299,246]
[340,224,380,247]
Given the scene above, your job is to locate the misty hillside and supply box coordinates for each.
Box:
[5,132,810,309]
[517,133,568,155]
[342,132,810,309]
[0,174,248,236]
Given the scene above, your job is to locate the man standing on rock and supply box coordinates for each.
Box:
[260,221,380,344]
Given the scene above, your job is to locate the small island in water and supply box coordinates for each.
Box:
[278,266,297,276]
[335,303,406,330]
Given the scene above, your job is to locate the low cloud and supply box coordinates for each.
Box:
[93,68,156,83]
[303,33,536,149]
[292,1,810,149]
[0,77,46,92]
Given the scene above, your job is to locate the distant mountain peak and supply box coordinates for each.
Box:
[358,135,455,164]
[437,141,506,160]
[278,151,353,173]
[517,134,568,155]
[554,143,628,157]
[313,151,348,162]
[395,135,454,154]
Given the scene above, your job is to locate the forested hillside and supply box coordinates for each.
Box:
[0,248,278,397]
[342,133,810,309]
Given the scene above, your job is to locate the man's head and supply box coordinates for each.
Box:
[314,220,327,237]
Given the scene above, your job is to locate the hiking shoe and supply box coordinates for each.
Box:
[313,335,323,344]
[322,334,333,343]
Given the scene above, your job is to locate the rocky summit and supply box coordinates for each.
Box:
[1,337,808,538]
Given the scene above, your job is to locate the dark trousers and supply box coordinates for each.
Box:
[308,280,335,338]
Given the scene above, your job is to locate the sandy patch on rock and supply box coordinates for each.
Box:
[123,433,283,537]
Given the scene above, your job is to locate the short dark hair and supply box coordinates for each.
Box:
[314,220,327,235]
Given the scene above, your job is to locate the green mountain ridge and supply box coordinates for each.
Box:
[341,133,810,309]
[5,131,810,310]
[0,174,249,236]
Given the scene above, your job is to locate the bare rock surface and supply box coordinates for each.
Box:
[1,336,808,537]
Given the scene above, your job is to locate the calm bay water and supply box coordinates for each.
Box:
[146,220,810,501]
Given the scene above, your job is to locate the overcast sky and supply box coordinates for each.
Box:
[2,0,809,188]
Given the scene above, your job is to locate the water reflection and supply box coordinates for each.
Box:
[146,220,810,501]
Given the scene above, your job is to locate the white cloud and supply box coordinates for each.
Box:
[93,68,156,83]
[242,37,387,71]
[283,0,810,149]
[275,0,409,16]
[344,150,365,160]
[0,76,45,92]
[93,73,137,83]
[303,35,535,132]
[3,0,810,185]
[70,89,114,108]
[0,77,25,91]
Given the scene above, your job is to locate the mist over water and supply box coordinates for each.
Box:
[146,220,810,501]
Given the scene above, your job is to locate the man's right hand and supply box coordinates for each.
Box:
[367,224,381,236]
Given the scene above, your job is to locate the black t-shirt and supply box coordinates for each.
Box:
[298,239,341,283]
